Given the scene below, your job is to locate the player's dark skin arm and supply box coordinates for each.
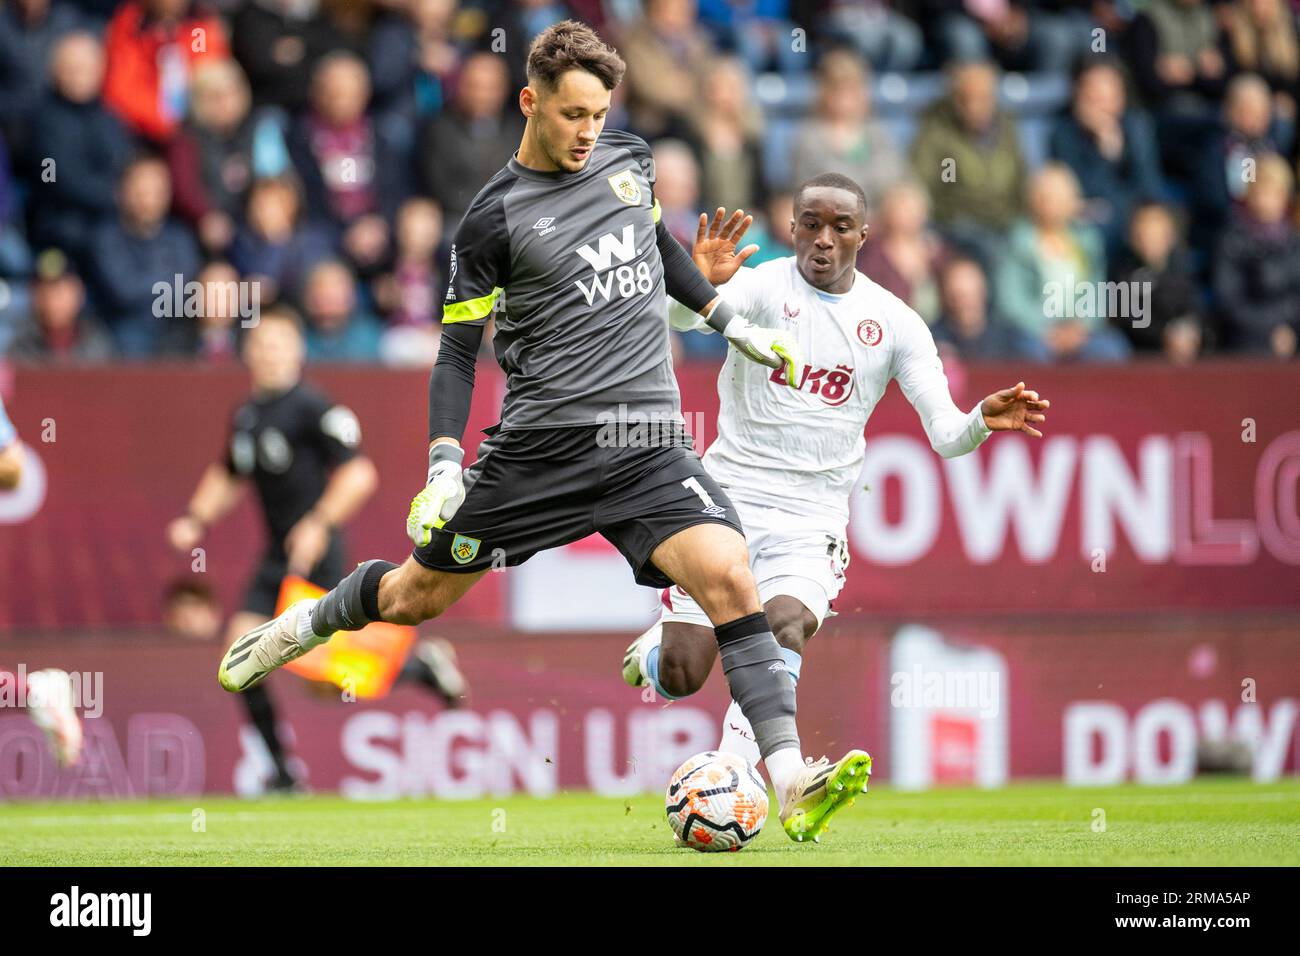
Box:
[657,595,816,698]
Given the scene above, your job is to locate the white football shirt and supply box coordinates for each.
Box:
[672,257,990,532]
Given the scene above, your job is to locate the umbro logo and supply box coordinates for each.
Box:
[532,217,557,237]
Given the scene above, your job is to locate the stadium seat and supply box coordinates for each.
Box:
[753,71,816,115]
[873,72,947,117]
[1000,72,1071,115]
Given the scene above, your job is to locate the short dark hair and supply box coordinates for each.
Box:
[526,19,626,92]
[1071,52,1126,85]
[795,172,868,223]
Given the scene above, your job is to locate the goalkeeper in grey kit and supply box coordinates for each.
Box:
[218,20,870,841]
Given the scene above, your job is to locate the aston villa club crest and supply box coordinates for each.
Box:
[451,534,481,564]
[607,168,641,205]
[857,318,883,347]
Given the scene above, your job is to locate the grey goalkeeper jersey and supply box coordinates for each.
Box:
[441,128,682,430]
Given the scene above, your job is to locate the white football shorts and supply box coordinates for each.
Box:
[659,494,849,631]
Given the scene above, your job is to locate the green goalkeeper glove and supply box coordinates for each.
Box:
[721,314,802,387]
[406,443,466,548]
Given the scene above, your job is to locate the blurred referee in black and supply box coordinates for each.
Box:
[168,305,467,792]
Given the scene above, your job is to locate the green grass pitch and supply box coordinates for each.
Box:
[2,778,1297,866]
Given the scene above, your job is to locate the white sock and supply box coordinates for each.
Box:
[718,698,763,768]
[764,747,805,810]
[294,599,324,645]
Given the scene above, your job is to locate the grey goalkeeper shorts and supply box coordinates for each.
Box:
[411,423,743,588]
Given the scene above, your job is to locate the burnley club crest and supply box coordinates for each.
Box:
[607,169,641,205]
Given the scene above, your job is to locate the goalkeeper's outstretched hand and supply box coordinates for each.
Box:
[407,444,466,548]
[722,315,802,387]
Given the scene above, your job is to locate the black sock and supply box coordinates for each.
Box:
[715,611,800,759]
[311,559,398,635]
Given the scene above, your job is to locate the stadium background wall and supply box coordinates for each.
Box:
[2,361,1298,628]
[0,617,1296,797]
[0,361,1297,796]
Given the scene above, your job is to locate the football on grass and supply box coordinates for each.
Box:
[665,751,769,852]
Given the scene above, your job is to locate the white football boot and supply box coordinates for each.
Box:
[218,600,326,692]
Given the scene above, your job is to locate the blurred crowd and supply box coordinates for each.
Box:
[1,0,1299,369]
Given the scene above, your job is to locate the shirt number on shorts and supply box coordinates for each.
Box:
[682,477,726,516]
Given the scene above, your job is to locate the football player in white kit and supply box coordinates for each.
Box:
[623,172,1050,775]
